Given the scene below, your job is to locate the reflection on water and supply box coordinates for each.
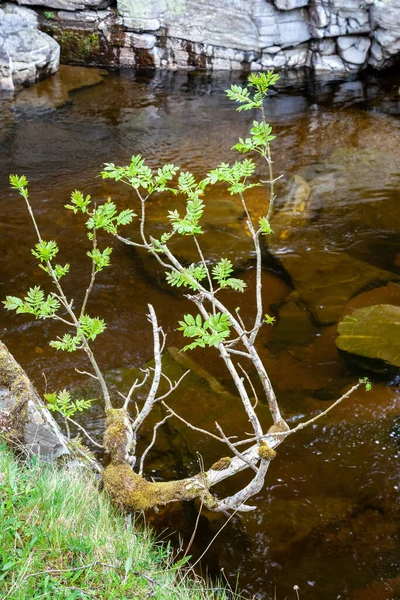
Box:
[0,66,400,600]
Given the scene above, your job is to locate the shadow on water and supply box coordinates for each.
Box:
[0,65,400,600]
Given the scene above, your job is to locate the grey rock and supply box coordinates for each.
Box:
[120,0,311,52]
[370,0,400,67]
[309,0,370,37]
[16,0,112,12]
[0,340,70,461]
[0,3,59,89]
[313,52,347,72]
[0,40,13,91]
[274,0,309,9]
[337,35,370,66]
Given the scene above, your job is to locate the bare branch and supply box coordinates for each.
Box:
[270,382,362,438]
[161,400,228,443]
[66,416,104,449]
[75,368,99,381]
[139,414,172,476]
[215,422,258,473]
[80,227,97,318]
[238,363,259,410]
[122,370,150,410]
[130,305,162,441]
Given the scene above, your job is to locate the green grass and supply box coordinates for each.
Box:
[0,445,233,599]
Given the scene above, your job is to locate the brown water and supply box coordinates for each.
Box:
[1,67,400,600]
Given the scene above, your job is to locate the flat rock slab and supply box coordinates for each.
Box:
[14,64,108,111]
[0,340,70,460]
[336,304,400,371]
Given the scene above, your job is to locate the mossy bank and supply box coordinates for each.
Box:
[0,444,233,599]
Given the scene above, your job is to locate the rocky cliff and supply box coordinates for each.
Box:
[1,0,399,90]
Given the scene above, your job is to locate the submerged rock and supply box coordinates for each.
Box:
[14,64,108,111]
[336,304,400,372]
[130,194,254,285]
[265,149,400,325]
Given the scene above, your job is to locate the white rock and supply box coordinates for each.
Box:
[313,52,347,72]
[337,35,371,65]
[0,41,13,91]
[16,0,111,11]
[0,3,60,89]
[125,33,156,50]
[370,0,400,66]
[274,0,309,9]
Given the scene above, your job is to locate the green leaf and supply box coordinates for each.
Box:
[52,263,70,280]
[177,311,232,352]
[168,194,205,236]
[87,247,112,272]
[31,240,59,263]
[79,315,106,341]
[165,265,207,291]
[3,286,60,319]
[9,174,28,195]
[65,190,91,214]
[45,390,93,418]
[204,160,260,196]
[3,296,24,311]
[50,334,81,352]
[259,217,273,235]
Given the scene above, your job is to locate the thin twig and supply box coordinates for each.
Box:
[161,401,228,443]
[215,422,258,474]
[75,368,99,381]
[66,416,104,449]
[139,414,172,476]
[238,363,259,410]
[182,499,204,561]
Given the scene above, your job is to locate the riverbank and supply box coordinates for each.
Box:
[0,443,229,599]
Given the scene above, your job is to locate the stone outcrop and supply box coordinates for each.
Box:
[0,3,59,91]
[1,0,399,83]
[369,0,400,68]
[0,339,70,460]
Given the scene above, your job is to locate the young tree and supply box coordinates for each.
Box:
[3,73,369,513]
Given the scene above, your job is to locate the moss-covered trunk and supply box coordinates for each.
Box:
[103,408,218,511]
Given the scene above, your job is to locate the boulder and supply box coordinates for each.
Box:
[369,0,400,68]
[0,3,59,89]
[337,35,371,66]
[0,340,70,460]
[309,0,370,38]
[336,304,400,372]
[266,169,400,325]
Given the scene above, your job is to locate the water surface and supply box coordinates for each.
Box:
[0,67,400,600]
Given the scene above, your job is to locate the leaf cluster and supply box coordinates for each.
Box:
[3,286,60,319]
[31,240,70,280]
[212,258,246,292]
[101,155,179,194]
[226,71,279,112]
[205,159,260,196]
[233,120,275,155]
[44,389,92,418]
[178,312,232,351]
[165,264,207,291]
[50,315,106,352]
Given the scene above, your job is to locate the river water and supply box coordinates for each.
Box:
[0,67,400,600]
